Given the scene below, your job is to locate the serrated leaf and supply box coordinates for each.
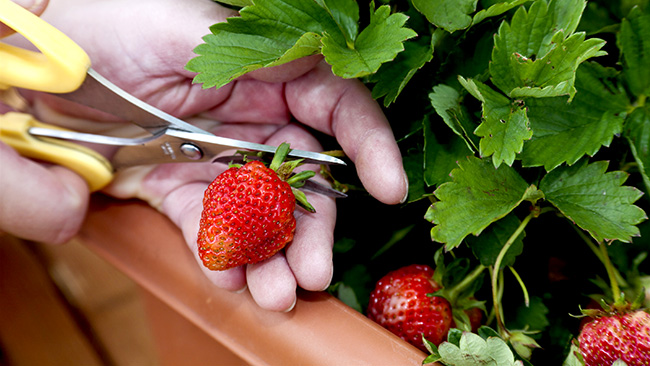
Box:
[618,12,650,97]
[437,332,521,366]
[412,0,478,33]
[429,83,479,152]
[490,0,606,99]
[521,62,628,171]
[322,4,417,78]
[187,0,339,89]
[315,0,359,44]
[540,159,648,243]
[460,77,532,168]
[471,0,531,26]
[371,36,433,106]
[425,156,533,249]
[187,0,415,88]
[625,106,650,195]
[467,213,525,268]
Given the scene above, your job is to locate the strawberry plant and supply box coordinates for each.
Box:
[187,0,650,364]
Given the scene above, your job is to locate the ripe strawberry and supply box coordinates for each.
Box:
[367,264,453,352]
[578,309,650,366]
[197,144,313,271]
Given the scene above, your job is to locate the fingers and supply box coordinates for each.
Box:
[0,0,49,38]
[246,255,297,312]
[111,122,336,311]
[0,143,89,244]
[285,61,409,205]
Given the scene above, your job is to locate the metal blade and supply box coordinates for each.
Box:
[214,155,347,198]
[180,131,346,166]
[56,68,208,135]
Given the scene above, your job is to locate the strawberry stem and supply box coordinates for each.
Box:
[509,266,530,307]
[574,226,628,302]
[599,242,623,305]
[491,211,534,339]
[270,143,291,172]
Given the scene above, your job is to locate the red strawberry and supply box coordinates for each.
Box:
[197,144,313,271]
[367,264,453,352]
[578,309,650,366]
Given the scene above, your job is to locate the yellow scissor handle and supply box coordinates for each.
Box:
[0,112,114,191]
[0,0,90,92]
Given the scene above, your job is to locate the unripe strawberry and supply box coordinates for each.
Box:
[578,309,650,366]
[367,264,453,351]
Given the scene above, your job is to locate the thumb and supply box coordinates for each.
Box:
[0,0,50,38]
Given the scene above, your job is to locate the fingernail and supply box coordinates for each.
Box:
[12,0,45,12]
[400,171,409,204]
[283,297,297,313]
[234,285,248,294]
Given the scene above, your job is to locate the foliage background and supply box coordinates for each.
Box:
[187,0,650,363]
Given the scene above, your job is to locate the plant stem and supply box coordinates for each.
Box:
[574,226,628,293]
[491,212,534,338]
[446,264,486,301]
[599,242,622,304]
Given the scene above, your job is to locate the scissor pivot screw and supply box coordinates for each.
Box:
[180,143,203,160]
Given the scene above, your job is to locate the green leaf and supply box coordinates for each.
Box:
[429,83,479,152]
[412,0,478,33]
[186,0,416,89]
[540,159,648,243]
[562,342,584,366]
[625,106,650,195]
[471,0,531,26]
[315,0,359,45]
[187,0,337,89]
[490,0,606,99]
[437,332,521,366]
[371,36,433,107]
[215,0,252,7]
[520,62,628,171]
[425,156,533,249]
[423,120,474,187]
[333,283,362,312]
[322,4,417,78]
[618,11,650,97]
[459,77,532,168]
[508,296,550,331]
[403,148,432,203]
[467,213,525,268]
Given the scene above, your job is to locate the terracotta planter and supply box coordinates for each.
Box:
[77,195,434,365]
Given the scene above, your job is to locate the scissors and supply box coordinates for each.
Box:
[0,0,346,193]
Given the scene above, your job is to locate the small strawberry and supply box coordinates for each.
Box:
[578,309,650,366]
[197,143,314,271]
[367,264,453,352]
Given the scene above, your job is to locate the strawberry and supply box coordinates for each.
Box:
[367,264,453,352]
[578,309,650,366]
[197,143,314,271]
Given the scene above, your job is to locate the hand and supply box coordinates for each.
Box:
[1,0,92,245]
[6,0,408,311]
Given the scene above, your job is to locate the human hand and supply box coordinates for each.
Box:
[10,0,408,311]
[0,0,94,245]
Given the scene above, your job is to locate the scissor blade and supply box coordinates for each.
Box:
[56,68,208,135]
[213,155,347,198]
[172,130,346,166]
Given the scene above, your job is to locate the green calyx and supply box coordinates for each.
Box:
[270,142,316,213]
